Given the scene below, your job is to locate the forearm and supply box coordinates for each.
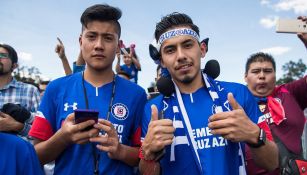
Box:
[115,59,121,73]
[76,53,85,65]
[34,130,70,165]
[60,55,72,75]
[139,159,160,175]
[114,144,140,166]
[249,140,279,171]
[132,57,141,70]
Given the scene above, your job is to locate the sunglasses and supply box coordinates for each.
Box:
[0,53,10,59]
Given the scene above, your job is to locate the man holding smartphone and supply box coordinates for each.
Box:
[29,4,147,175]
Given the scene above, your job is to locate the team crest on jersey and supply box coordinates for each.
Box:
[111,103,129,120]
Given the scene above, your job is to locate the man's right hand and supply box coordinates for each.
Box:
[297,16,307,48]
[142,105,175,160]
[55,37,66,59]
[59,113,99,145]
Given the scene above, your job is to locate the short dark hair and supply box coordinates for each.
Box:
[154,12,199,41]
[117,70,131,79]
[0,43,18,63]
[80,4,122,37]
[245,52,276,74]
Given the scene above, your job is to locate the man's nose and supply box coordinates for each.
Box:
[94,38,104,50]
[177,47,187,61]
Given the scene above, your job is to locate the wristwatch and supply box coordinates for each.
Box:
[247,127,266,148]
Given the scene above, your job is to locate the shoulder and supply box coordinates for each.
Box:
[218,81,249,93]
[0,132,31,150]
[47,73,81,90]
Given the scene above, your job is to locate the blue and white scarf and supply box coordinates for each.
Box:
[162,72,246,175]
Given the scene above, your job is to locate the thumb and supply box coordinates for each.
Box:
[65,113,75,122]
[151,105,159,121]
[228,93,242,110]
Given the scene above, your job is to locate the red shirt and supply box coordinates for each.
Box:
[246,76,307,175]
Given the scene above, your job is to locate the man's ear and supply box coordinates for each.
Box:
[244,73,248,83]
[11,63,18,71]
[200,42,207,58]
[79,35,82,46]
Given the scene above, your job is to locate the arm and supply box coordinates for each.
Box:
[115,53,121,73]
[208,93,278,171]
[33,113,99,165]
[297,16,307,49]
[138,105,175,175]
[129,47,141,70]
[75,51,85,66]
[131,56,141,71]
[55,37,72,75]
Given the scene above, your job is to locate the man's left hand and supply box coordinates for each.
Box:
[208,93,259,143]
[0,112,24,132]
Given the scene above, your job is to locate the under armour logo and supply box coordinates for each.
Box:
[64,102,78,111]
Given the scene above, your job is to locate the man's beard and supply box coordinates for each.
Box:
[181,75,194,84]
[0,63,11,75]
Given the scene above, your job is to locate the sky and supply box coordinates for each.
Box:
[0,0,306,90]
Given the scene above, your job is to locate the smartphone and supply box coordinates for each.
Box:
[276,19,307,33]
[74,109,99,130]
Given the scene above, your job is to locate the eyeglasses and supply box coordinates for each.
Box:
[0,53,10,59]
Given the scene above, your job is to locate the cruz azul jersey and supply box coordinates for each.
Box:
[30,72,147,175]
[141,81,262,175]
[0,132,44,175]
[120,64,139,83]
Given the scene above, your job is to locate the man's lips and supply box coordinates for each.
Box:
[175,63,192,71]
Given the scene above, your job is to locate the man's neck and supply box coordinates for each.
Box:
[174,72,204,94]
[0,74,13,89]
[84,67,114,87]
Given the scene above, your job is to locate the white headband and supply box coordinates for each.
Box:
[156,28,200,51]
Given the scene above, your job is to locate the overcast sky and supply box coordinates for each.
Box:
[0,0,306,89]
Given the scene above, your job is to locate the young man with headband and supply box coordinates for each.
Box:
[29,4,147,175]
[139,12,278,175]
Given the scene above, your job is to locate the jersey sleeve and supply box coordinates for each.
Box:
[239,85,273,141]
[72,62,85,74]
[283,75,307,110]
[131,89,147,146]
[29,80,58,141]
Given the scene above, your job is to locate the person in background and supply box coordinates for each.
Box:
[0,43,40,141]
[116,44,141,84]
[244,16,307,174]
[139,12,278,175]
[0,132,44,175]
[55,37,86,74]
[30,4,147,175]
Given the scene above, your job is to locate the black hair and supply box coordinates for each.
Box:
[80,4,122,37]
[245,52,276,74]
[117,70,131,79]
[0,43,18,63]
[154,12,199,41]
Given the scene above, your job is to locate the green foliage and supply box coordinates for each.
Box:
[276,59,306,85]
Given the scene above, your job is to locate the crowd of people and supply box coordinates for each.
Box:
[0,3,306,175]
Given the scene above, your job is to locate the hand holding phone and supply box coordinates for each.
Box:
[74,109,99,131]
[276,19,307,33]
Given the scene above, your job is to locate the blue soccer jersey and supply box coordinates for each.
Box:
[120,64,139,83]
[30,72,147,175]
[0,133,44,175]
[141,81,261,175]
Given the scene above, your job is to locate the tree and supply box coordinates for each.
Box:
[13,66,43,87]
[276,59,306,85]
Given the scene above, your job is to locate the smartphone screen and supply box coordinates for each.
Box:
[74,109,99,130]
